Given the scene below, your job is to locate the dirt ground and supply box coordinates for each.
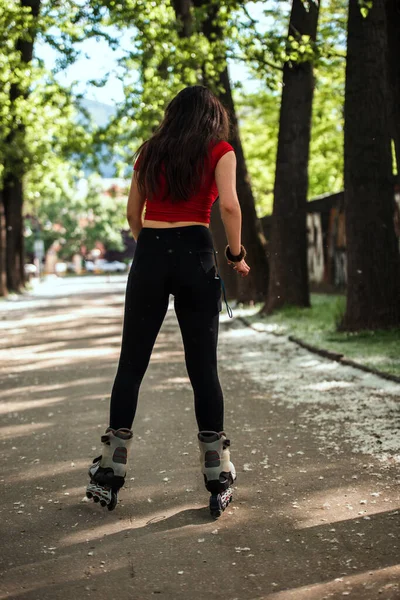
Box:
[0,277,399,600]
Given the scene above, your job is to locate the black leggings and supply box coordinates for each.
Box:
[109,225,224,433]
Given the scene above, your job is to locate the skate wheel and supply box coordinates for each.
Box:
[93,495,100,503]
[107,492,118,511]
[209,494,223,518]
[209,489,233,518]
[86,491,93,499]
[100,499,107,507]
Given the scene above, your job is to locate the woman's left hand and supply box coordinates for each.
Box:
[228,258,250,277]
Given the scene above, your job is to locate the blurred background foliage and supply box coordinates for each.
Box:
[1,0,345,281]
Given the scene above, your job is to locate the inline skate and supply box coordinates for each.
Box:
[86,427,133,511]
[198,430,236,518]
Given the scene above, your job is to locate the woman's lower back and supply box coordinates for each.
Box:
[143,219,209,228]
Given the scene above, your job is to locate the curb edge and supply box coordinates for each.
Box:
[237,316,400,385]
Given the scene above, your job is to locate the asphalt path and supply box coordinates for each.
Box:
[0,277,398,599]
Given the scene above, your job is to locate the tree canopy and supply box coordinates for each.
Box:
[1,0,382,320]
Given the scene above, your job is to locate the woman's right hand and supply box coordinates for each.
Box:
[228,258,250,277]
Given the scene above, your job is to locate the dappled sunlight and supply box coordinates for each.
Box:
[0,421,51,440]
[292,358,323,368]
[76,393,109,403]
[62,491,250,548]
[287,484,399,529]
[0,304,124,379]
[0,350,117,373]
[300,380,354,391]
[222,322,400,460]
[311,361,342,372]
[0,396,66,414]
[61,502,202,546]
[4,458,89,483]
[0,555,129,600]
[1,334,120,352]
[151,381,192,392]
[2,285,399,599]
[262,564,400,599]
[149,373,191,391]
[223,326,256,340]
[53,484,93,499]
[11,306,118,327]
[0,322,27,333]
[0,340,68,353]
[151,349,185,362]
[0,377,110,399]
[62,325,120,338]
[167,376,190,384]
[61,516,136,546]
[0,326,28,337]
[81,335,121,347]
[10,313,75,327]
[294,358,341,372]
[2,347,116,362]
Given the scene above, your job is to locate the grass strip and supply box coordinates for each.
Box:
[244,294,400,378]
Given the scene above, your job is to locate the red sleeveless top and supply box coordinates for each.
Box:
[133,140,234,224]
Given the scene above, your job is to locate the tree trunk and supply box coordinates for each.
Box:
[340,0,400,331]
[3,0,41,292]
[3,177,24,292]
[385,0,400,181]
[171,0,239,297]
[196,0,269,303]
[173,0,241,300]
[0,192,7,297]
[263,0,320,314]
[172,0,194,37]
[217,66,269,303]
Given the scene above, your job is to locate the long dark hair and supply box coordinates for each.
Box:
[134,85,230,202]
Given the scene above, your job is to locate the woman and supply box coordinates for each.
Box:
[86,85,250,516]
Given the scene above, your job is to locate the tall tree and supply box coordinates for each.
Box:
[385,0,400,181]
[263,0,320,313]
[108,0,269,302]
[0,0,107,295]
[194,0,269,303]
[0,0,22,296]
[0,194,6,296]
[340,0,400,330]
[172,0,238,299]
[2,0,41,292]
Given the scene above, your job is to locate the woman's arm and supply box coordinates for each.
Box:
[126,170,146,241]
[215,151,241,255]
[215,151,250,277]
